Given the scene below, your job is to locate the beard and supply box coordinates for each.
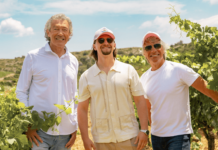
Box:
[100,45,112,55]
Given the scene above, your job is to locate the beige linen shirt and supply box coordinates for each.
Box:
[79,60,145,143]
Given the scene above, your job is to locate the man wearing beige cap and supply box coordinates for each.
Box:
[78,27,149,150]
[140,31,218,150]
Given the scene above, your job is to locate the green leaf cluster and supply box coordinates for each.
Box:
[0,87,32,149]
[0,87,73,149]
[168,7,218,149]
[117,55,150,76]
[117,55,147,66]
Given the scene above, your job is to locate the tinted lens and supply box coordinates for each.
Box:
[145,44,161,51]
[154,43,161,49]
[106,38,113,43]
[98,38,105,44]
[98,38,113,44]
[145,45,152,51]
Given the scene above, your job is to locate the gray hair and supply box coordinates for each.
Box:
[44,13,73,41]
[161,40,169,59]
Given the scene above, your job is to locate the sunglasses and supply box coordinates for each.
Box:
[98,38,113,44]
[144,43,161,51]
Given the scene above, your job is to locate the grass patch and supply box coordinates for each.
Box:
[0,71,12,78]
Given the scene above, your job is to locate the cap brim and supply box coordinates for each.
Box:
[142,33,161,46]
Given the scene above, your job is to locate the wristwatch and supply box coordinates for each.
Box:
[140,129,149,135]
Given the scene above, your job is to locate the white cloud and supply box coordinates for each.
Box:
[0,0,37,15]
[193,15,218,27]
[0,0,15,13]
[139,14,218,45]
[139,16,181,38]
[139,15,218,34]
[0,13,10,18]
[139,21,152,29]
[203,0,218,4]
[0,18,34,37]
[139,16,191,45]
[0,0,185,15]
[43,0,185,15]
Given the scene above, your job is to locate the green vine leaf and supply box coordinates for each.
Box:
[65,108,72,115]
[54,104,66,111]
[56,116,62,126]
[18,102,25,108]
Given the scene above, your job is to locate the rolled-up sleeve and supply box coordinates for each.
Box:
[79,73,91,102]
[129,66,146,97]
[16,53,33,107]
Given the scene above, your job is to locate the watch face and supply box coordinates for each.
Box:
[141,130,149,135]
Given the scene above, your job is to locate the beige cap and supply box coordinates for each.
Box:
[142,31,161,46]
[92,27,115,49]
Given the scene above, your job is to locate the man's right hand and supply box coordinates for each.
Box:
[83,138,96,150]
[25,127,43,147]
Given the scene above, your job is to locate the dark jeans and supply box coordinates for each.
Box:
[151,134,190,150]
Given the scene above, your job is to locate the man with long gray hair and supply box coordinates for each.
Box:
[16,14,78,149]
[140,31,218,150]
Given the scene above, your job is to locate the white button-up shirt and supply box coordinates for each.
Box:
[16,43,78,135]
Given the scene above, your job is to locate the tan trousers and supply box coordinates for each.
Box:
[94,137,145,150]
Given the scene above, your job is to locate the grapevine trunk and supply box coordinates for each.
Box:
[203,128,215,150]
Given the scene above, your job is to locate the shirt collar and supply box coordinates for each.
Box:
[45,42,70,57]
[93,59,121,77]
[45,42,52,52]
[93,63,102,77]
[111,59,122,72]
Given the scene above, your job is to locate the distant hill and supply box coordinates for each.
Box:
[0,41,195,89]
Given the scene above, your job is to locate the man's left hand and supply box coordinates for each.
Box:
[65,130,77,149]
[134,131,148,150]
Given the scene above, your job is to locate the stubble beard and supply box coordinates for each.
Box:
[101,45,112,55]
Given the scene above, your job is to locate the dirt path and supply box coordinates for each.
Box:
[196,129,218,150]
[0,73,15,81]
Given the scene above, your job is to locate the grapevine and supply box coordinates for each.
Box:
[168,7,218,150]
[0,87,77,149]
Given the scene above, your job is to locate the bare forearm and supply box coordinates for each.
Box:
[197,87,218,103]
[78,108,89,140]
[192,77,218,104]
[207,89,218,103]
[136,100,148,130]
[148,110,151,125]
[146,99,152,125]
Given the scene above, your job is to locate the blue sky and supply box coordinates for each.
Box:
[0,0,218,58]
